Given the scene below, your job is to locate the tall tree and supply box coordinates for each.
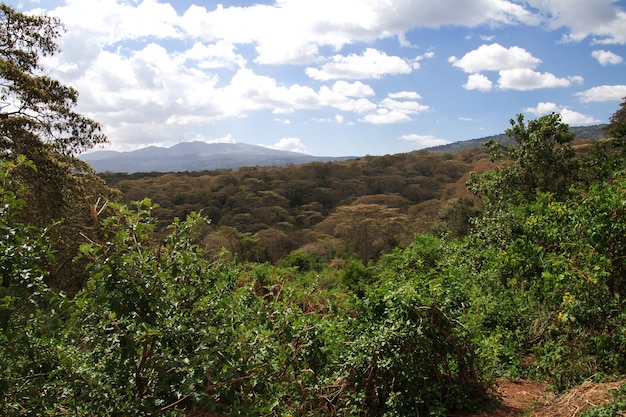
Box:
[0,4,106,156]
[0,4,117,292]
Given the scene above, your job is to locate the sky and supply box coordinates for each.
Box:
[7,0,626,156]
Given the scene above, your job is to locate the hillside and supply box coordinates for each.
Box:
[429,124,608,152]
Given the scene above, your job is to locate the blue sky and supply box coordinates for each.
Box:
[8,0,626,156]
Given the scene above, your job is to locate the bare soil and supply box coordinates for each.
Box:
[464,378,625,417]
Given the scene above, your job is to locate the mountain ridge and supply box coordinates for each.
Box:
[82,124,609,173]
[81,142,353,173]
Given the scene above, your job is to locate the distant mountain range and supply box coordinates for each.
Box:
[81,124,609,173]
[80,142,352,173]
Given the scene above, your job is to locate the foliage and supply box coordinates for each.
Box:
[0,157,73,416]
[0,4,118,293]
[331,234,487,416]
[339,259,375,297]
[580,383,626,417]
[468,112,577,207]
[0,3,106,155]
[461,112,626,389]
[280,249,316,272]
[604,97,626,140]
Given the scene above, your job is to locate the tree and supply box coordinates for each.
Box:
[604,96,626,140]
[0,4,106,156]
[468,113,577,207]
[0,4,117,292]
[325,203,409,261]
[580,98,626,184]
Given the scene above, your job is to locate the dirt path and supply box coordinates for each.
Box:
[466,378,625,417]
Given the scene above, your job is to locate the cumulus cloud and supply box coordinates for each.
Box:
[50,0,182,45]
[591,50,624,65]
[205,134,237,144]
[331,81,376,97]
[524,102,600,125]
[449,43,542,73]
[575,85,626,102]
[306,48,419,80]
[464,73,493,92]
[182,41,246,69]
[174,0,541,65]
[399,134,450,148]
[525,0,626,44]
[364,109,412,124]
[498,69,583,90]
[260,137,310,154]
[362,93,429,124]
[450,43,583,92]
[388,91,422,99]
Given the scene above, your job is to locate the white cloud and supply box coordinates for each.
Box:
[335,114,344,124]
[449,43,542,73]
[306,48,419,80]
[51,0,182,45]
[399,134,450,148]
[182,41,246,69]
[591,50,623,65]
[497,69,583,90]
[388,91,422,99]
[525,0,626,44]
[362,93,429,125]
[317,85,377,113]
[379,98,429,114]
[331,81,375,98]
[205,134,237,144]
[260,137,310,154]
[575,85,626,102]
[363,109,412,124]
[464,73,493,92]
[450,43,584,92]
[175,0,540,65]
[524,102,600,125]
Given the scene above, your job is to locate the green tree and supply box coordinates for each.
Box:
[469,113,577,206]
[0,157,75,416]
[0,4,106,156]
[0,4,117,292]
[581,98,626,183]
[604,96,626,140]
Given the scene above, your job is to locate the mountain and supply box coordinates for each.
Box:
[80,142,351,173]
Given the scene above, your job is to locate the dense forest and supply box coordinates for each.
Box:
[3,4,626,416]
[101,126,607,266]
[101,147,493,264]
